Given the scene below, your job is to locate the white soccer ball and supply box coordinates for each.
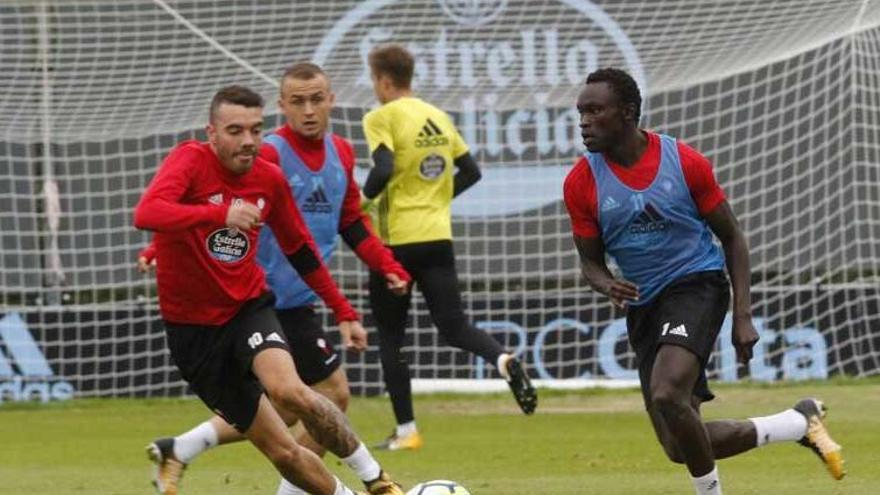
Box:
[406,479,471,495]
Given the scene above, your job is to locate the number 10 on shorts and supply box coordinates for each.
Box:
[248,332,264,349]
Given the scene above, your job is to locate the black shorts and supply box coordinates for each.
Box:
[275,306,341,386]
[626,270,730,406]
[164,293,290,433]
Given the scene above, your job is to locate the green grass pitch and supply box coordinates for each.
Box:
[1,378,877,494]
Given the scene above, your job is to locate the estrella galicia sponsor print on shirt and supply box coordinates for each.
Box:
[206,228,249,262]
[205,197,264,263]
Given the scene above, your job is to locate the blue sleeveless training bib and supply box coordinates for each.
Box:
[258,133,348,308]
[586,134,724,304]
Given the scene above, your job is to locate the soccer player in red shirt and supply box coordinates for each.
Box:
[140,66,409,495]
[134,85,402,495]
[564,68,845,493]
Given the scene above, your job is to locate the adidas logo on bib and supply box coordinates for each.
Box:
[302,185,332,214]
[601,196,620,212]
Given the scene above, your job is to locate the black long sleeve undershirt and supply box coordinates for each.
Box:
[452,152,481,197]
[363,145,394,199]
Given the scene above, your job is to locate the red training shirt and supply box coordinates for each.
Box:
[133,140,357,325]
[563,131,726,238]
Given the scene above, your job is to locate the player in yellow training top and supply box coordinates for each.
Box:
[361,44,537,451]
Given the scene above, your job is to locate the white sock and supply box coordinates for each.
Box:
[749,409,808,446]
[691,466,723,495]
[173,421,218,463]
[333,477,357,495]
[276,478,307,495]
[396,421,418,438]
[497,353,512,380]
[341,443,382,482]
[278,476,355,495]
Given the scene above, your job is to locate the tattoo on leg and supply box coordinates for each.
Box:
[300,392,359,457]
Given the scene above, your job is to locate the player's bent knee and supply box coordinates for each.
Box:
[435,319,469,348]
[650,386,691,417]
[265,382,312,415]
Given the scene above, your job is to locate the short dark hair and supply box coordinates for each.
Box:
[209,85,264,122]
[368,44,415,89]
[586,68,642,123]
[281,62,328,85]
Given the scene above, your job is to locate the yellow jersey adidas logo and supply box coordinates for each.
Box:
[415,118,450,147]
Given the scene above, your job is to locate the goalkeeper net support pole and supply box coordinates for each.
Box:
[0,0,878,399]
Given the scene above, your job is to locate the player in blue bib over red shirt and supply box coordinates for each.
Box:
[564,68,845,493]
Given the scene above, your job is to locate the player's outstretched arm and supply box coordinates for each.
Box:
[452,152,482,197]
[283,244,366,351]
[336,141,411,296]
[340,219,410,295]
[704,200,759,363]
[284,241,359,318]
[573,235,639,308]
[133,145,228,232]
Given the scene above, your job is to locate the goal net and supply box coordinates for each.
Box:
[1,0,878,398]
